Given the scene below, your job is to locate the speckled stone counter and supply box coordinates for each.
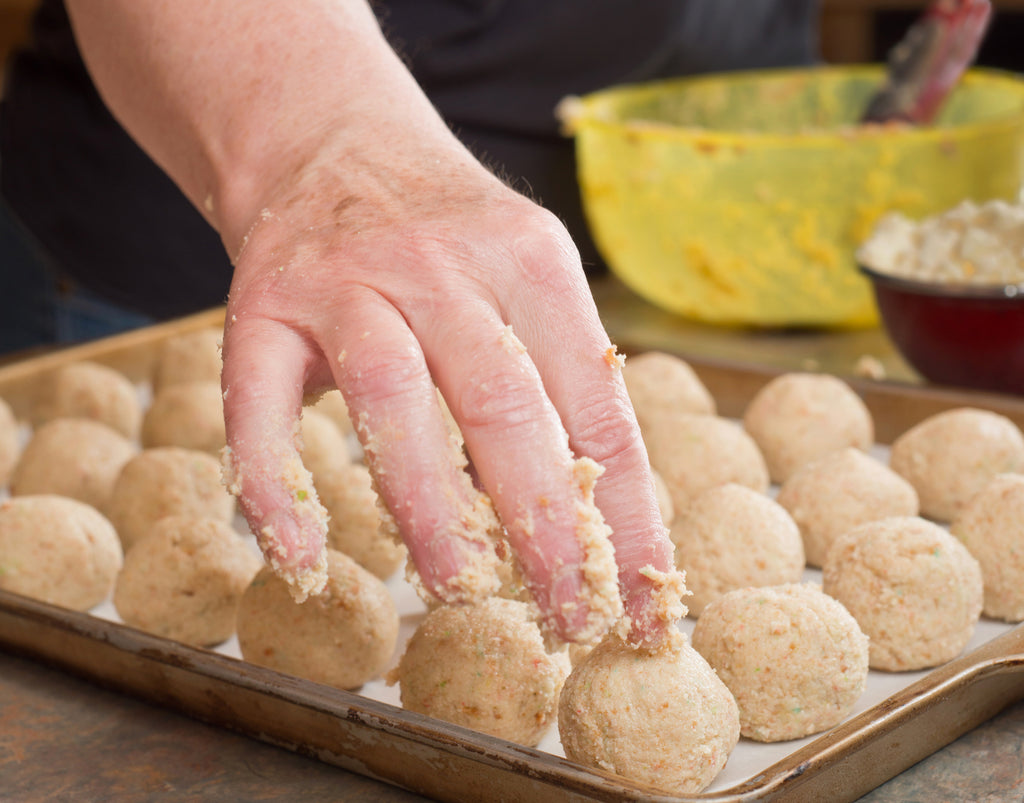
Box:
[2,648,1023,802]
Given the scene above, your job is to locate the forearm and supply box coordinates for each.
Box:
[64,0,466,257]
[65,0,680,646]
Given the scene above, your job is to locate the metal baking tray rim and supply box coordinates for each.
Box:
[2,589,1022,803]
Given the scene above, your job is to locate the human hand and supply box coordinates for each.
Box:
[218,136,681,646]
[64,0,683,647]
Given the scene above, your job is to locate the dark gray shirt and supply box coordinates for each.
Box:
[0,0,818,318]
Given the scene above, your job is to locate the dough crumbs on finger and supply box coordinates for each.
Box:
[262,454,329,602]
[499,325,528,355]
[437,482,504,601]
[421,430,504,604]
[604,345,625,370]
[359,409,503,606]
[565,457,625,646]
[629,564,689,653]
[220,445,328,603]
[220,445,243,498]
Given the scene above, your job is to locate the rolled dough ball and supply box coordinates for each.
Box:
[152,327,223,392]
[114,515,261,646]
[10,418,137,510]
[142,380,226,455]
[645,413,769,515]
[622,351,716,438]
[105,447,235,550]
[317,462,406,580]
[822,516,983,671]
[950,473,1024,622]
[691,583,869,742]
[237,548,399,690]
[742,373,873,484]
[300,408,351,481]
[558,633,739,795]
[888,407,1024,522]
[309,388,354,438]
[0,396,22,487]
[776,447,919,568]
[393,597,569,746]
[670,483,804,617]
[0,494,122,610]
[30,360,142,440]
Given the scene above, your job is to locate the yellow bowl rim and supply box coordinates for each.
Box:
[559,65,1024,148]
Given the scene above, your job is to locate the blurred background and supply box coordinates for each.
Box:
[1,0,1022,354]
[8,1,1024,91]
[819,0,1024,69]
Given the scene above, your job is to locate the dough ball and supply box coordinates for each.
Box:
[300,408,351,481]
[622,351,716,437]
[237,548,399,690]
[114,515,261,646]
[950,473,1024,622]
[889,408,1024,522]
[742,373,873,484]
[393,597,569,746]
[317,462,406,580]
[567,641,594,668]
[10,418,137,510]
[152,327,222,392]
[308,388,354,438]
[670,483,804,617]
[558,633,739,795]
[142,380,226,455]
[692,583,869,742]
[30,360,142,440]
[822,516,983,671]
[105,447,235,550]
[776,447,919,568]
[652,467,675,526]
[0,396,19,487]
[645,413,769,515]
[0,495,122,610]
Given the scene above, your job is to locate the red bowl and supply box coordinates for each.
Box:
[860,265,1024,396]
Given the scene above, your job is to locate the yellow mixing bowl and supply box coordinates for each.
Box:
[560,66,1024,328]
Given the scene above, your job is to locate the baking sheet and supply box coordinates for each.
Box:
[2,307,1024,802]
[85,562,1022,795]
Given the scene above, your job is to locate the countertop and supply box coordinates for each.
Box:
[4,646,1023,803]
[3,277,1024,802]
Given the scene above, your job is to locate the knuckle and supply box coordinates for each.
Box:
[449,365,541,435]
[344,341,431,411]
[508,210,582,288]
[569,394,646,471]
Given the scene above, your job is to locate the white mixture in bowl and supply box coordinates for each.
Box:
[858,199,1024,286]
